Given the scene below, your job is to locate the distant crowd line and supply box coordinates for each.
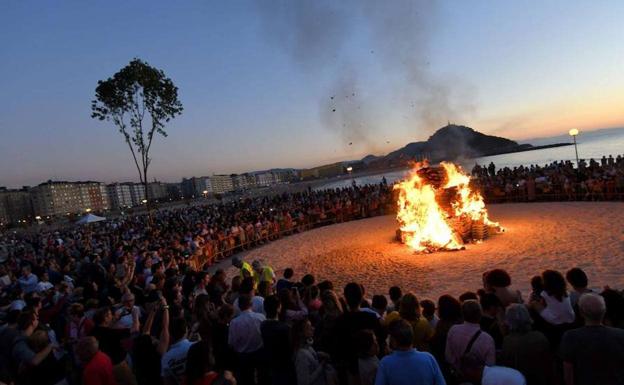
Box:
[472,154,624,202]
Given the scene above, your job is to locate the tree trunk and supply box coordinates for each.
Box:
[143,168,153,224]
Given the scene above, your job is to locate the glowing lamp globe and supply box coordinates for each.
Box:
[569,128,579,136]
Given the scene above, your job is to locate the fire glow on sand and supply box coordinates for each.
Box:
[394,161,503,252]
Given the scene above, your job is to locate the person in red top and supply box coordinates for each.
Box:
[76,336,118,385]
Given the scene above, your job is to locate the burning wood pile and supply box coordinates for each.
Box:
[394,161,503,252]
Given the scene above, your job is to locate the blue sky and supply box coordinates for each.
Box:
[1,1,623,187]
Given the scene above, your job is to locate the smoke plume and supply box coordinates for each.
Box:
[257,0,476,151]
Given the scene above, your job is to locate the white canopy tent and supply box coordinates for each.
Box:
[76,213,106,225]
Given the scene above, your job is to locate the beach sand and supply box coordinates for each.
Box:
[213,202,624,301]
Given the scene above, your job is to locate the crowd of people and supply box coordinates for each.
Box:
[1,163,624,385]
[472,155,624,202]
[2,243,624,385]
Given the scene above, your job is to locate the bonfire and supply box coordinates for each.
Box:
[394,161,503,252]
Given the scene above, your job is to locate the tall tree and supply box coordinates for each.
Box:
[91,58,183,208]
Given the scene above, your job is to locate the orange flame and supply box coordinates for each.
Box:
[395,161,501,252]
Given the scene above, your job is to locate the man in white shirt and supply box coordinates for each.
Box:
[228,294,266,385]
[162,318,193,385]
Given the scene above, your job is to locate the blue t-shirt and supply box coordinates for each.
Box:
[161,338,194,382]
[375,349,446,385]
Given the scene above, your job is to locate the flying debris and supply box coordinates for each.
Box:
[349,142,353,146]
[386,141,390,144]
[332,108,336,112]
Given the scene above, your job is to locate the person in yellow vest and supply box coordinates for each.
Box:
[252,260,276,288]
[232,256,253,280]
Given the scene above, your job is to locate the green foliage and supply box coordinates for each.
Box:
[91,58,183,190]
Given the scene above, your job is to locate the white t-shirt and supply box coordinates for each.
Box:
[161,338,194,381]
[540,292,575,325]
[482,365,526,385]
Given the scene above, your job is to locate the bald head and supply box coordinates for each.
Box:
[578,293,605,324]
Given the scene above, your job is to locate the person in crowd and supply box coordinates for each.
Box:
[0,310,21,382]
[261,295,295,385]
[314,289,344,358]
[185,329,237,385]
[374,319,445,385]
[600,287,624,328]
[76,336,117,385]
[528,276,543,303]
[132,296,170,385]
[225,276,242,305]
[66,303,94,344]
[114,292,141,332]
[478,293,504,349]
[228,295,266,385]
[460,352,526,385]
[292,318,331,385]
[332,282,385,383]
[500,304,553,385]
[19,328,67,385]
[11,311,56,384]
[356,329,379,385]
[90,307,135,385]
[560,293,624,385]
[301,274,316,289]
[207,269,229,306]
[275,268,295,292]
[459,292,478,303]
[18,265,39,294]
[482,269,523,306]
[385,292,433,351]
[531,270,575,332]
[193,271,210,297]
[161,317,193,385]
[252,260,276,287]
[445,300,495,372]
[430,295,461,375]
[420,300,438,329]
[387,286,402,313]
[371,295,388,319]
[565,268,592,309]
[233,277,264,315]
[211,304,235,372]
[278,287,308,323]
[232,257,253,280]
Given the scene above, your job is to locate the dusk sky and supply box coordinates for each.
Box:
[1,1,623,187]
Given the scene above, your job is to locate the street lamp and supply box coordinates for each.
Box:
[568,129,580,166]
[202,190,208,198]
[141,199,148,204]
[85,208,92,213]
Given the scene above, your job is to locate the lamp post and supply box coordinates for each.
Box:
[568,129,580,167]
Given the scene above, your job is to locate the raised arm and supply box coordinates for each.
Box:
[157,298,170,356]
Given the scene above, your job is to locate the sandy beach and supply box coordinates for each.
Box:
[213,202,624,301]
